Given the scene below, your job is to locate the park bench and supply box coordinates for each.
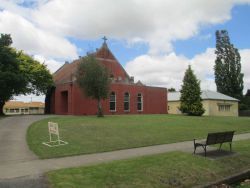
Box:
[193,131,235,157]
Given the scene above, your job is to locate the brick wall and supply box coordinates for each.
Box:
[52,82,167,115]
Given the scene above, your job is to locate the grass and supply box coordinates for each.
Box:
[27,114,250,159]
[47,139,250,188]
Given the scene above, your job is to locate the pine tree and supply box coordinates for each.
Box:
[180,65,205,116]
[214,30,244,100]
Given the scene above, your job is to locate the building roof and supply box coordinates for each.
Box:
[168,90,239,102]
[4,101,45,108]
[53,40,133,85]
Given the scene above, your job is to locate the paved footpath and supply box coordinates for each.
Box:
[0,116,250,187]
[0,115,51,165]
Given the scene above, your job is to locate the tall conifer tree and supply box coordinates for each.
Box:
[180,65,205,116]
[214,30,244,99]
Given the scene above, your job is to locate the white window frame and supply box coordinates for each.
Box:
[137,93,143,111]
[124,92,130,112]
[109,92,116,112]
[218,104,231,112]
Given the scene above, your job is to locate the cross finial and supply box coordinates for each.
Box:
[102,36,107,43]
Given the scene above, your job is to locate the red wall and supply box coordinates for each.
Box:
[53,82,168,115]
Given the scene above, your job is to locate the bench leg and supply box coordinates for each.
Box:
[193,145,197,154]
[193,139,197,154]
[219,143,222,150]
[204,146,207,157]
[230,143,232,152]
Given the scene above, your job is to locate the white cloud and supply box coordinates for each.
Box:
[1,0,250,56]
[240,49,250,93]
[126,48,250,93]
[0,10,78,59]
[30,0,250,55]
[125,53,188,89]
[33,55,64,74]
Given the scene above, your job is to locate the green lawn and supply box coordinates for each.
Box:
[27,115,250,159]
[47,139,250,188]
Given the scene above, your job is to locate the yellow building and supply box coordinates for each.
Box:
[3,101,45,115]
[168,90,239,117]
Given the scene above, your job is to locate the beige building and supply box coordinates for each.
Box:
[3,101,45,115]
[168,90,239,116]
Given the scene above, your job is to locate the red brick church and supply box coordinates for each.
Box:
[45,39,167,115]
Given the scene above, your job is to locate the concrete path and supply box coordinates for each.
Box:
[0,115,250,186]
[0,115,51,164]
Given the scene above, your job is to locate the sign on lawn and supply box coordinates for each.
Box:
[42,122,68,147]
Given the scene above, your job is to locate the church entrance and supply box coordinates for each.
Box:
[61,91,68,114]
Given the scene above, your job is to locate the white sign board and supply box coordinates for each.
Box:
[42,122,68,147]
[49,122,59,135]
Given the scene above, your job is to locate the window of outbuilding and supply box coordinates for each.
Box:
[218,104,231,112]
[124,92,130,111]
[110,92,116,111]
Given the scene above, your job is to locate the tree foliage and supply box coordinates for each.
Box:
[168,88,176,92]
[214,30,244,100]
[180,65,205,116]
[18,52,53,95]
[76,55,110,117]
[0,34,53,115]
[240,90,250,110]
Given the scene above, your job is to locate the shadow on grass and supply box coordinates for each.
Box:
[195,149,238,160]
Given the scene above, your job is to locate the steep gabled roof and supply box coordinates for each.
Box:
[53,60,80,84]
[168,90,239,102]
[95,41,117,60]
[53,40,131,85]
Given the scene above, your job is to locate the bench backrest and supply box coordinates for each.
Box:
[206,131,235,145]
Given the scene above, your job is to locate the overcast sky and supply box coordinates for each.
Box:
[0,0,250,102]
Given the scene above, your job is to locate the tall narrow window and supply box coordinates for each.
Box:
[124,92,130,111]
[110,92,116,111]
[137,93,143,111]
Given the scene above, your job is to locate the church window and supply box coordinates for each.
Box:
[137,93,143,111]
[124,92,130,111]
[110,92,116,111]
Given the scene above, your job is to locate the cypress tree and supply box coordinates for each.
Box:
[214,30,244,100]
[180,65,205,116]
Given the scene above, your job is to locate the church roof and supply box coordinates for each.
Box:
[53,38,132,85]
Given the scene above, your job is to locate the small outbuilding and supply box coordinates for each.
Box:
[3,101,45,115]
[168,90,239,116]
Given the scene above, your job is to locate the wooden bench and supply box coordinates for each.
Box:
[193,131,235,157]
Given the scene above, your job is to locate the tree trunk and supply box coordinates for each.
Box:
[0,100,5,116]
[97,99,104,117]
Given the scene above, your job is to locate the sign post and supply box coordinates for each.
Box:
[42,122,68,147]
